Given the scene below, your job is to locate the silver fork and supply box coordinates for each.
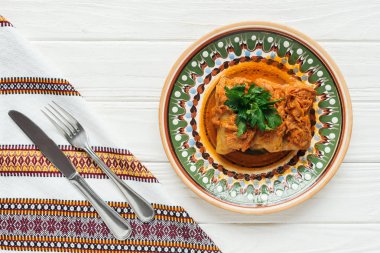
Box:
[42,101,155,223]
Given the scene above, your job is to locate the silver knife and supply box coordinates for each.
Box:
[8,110,132,240]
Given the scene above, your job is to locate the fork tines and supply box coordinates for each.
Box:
[42,101,80,138]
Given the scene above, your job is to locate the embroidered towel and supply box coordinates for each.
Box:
[0,16,221,253]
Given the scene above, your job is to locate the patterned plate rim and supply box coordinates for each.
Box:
[159,21,352,214]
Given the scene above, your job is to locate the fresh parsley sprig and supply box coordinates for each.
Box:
[224,83,283,137]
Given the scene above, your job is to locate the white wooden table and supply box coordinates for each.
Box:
[2,0,380,252]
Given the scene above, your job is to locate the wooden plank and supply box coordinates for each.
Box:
[2,0,380,41]
[31,41,380,102]
[145,162,380,224]
[86,101,377,163]
[200,224,380,253]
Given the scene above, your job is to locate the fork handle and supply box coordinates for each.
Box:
[84,146,155,223]
[69,173,132,240]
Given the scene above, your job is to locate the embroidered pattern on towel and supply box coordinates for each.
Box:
[0,16,13,27]
[0,77,80,96]
[0,145,157,182]
[0,199,220,252]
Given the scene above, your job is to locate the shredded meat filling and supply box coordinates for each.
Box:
[212,72,316,155]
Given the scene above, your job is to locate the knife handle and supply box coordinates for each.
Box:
[70,173,132,240]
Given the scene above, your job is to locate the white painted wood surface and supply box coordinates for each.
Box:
[2,1,380,252]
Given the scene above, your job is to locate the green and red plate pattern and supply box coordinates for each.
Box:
[160,23,351,213]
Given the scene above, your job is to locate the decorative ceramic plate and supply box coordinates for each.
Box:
[159,22,352,214]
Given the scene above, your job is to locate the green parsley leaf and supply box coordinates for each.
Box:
[237,119,247,137]
[224,83,283,137]
[265,111,282,129]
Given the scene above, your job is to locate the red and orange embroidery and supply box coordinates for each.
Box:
[0,145,157,182]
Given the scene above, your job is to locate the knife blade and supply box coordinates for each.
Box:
[8,110,132,240]
[8,110,76,179]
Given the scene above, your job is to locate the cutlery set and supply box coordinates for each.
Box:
[8,102,154,240]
